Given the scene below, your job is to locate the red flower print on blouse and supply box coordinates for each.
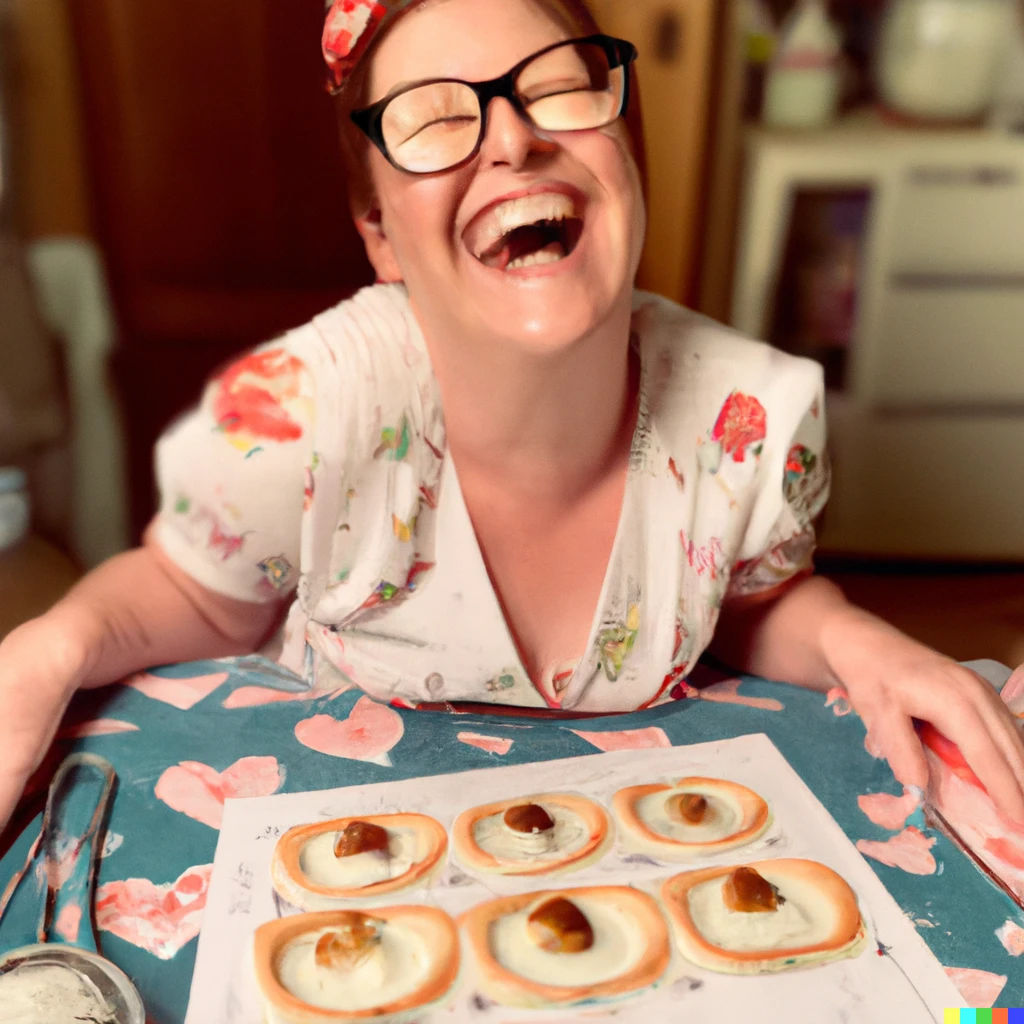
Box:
[711,391,767,463]
[213,349,308,447]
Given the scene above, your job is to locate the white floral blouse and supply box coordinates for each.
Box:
[153,284,830,712]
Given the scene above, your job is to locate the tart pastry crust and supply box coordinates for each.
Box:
[254,906,460,1023]
[271,814,447,910]
[452,793,611,876]
[459,886,670,1008]
[661,857,867,974]
[613,776,770,860]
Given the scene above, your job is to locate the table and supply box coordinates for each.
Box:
[0,657,1020,1022]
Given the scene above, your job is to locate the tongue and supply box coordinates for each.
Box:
[481,223,565,270]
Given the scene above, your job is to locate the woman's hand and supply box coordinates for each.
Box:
[0,542,281,835]
[821,605,1024,824]
[0,607,99,833]
[712,575,1024,825]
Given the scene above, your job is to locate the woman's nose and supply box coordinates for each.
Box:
[478,96,557,169]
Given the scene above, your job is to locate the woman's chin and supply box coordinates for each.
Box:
[461,252,629,354]
[479,297,613,355]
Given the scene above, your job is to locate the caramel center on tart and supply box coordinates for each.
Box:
[503,803,556,835]
[334,820,391,859]
[665,792,709,825]
[526,897,595,953]
[314,912,384,971]
[722,867,785,913]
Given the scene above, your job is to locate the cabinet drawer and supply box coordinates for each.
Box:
[889,162,1024,274]
[870,287,1024,406]
[820,415,1024,559]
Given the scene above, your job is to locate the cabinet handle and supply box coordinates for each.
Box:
[653,7,684,64]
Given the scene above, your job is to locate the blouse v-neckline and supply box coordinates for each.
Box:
[435,344,647,709]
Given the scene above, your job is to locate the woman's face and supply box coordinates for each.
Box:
[360,0,646,356]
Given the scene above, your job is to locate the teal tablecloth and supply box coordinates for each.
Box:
[0,658,1020,1021]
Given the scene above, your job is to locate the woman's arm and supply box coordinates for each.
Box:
[710,573,1024,824]
[0,533,284,831]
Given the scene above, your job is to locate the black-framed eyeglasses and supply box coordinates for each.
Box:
[350,34,638,174]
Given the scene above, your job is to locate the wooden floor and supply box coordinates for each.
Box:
[820,562,1024,669]
[0,535,80,640]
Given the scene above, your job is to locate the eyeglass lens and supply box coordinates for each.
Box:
[380,41,626,173]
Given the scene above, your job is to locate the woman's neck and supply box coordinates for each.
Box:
[419,303,637,503]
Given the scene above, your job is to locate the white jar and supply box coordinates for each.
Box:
[764,0,843,129]
[0,467,30,551]
[877,0,1015,122]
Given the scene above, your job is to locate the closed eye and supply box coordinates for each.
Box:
[399,115,479,145]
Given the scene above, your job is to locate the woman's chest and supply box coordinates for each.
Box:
[297,387,769,708]
[459,471,627,694]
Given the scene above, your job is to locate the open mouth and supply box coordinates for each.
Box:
[465,192,585,272]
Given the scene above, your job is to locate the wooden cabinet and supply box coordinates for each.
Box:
[61,0,374,538]
[589,0,717,306]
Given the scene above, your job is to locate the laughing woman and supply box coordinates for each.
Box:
[0,0,1022,828]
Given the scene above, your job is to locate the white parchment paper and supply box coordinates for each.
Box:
[185,733,964,1023]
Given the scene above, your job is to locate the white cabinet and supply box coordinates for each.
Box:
[732,117,1024,558]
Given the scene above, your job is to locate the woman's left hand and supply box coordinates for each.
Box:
[822,607,1024,825]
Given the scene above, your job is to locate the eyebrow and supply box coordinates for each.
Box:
[369,34,575,105]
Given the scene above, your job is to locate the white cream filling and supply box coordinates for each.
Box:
[687,871,839,953]
[276,924,432,1012]
[0,963,117,1024]
[635,788,743,844]
[472,804,589,865]
[298,828,419,889]
[490,896,647,988]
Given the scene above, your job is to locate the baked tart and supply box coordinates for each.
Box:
[271,814,447,911]
[613,777,770,861]
[452,794,611,876]
[661,858,867,974]
[459,886,670,1009]
[253,906,460,1022]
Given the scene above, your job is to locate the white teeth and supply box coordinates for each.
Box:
[472,193,576,258]
[506,248,565,270]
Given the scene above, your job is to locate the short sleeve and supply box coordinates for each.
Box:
[151,333,316,603]
[726,363,831,602]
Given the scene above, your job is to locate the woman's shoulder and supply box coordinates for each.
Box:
[276,283,423,365]
[268,283,431,407]
[632,290,823,398]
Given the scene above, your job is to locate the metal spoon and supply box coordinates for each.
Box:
[0,753,145,1024]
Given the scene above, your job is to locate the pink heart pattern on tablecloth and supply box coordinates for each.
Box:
[96,864,213,960]
[570,726,671,752]
[698,677,784,712]
[856,827,937,876]
[944,966,1006,1008]
[222,682,350,709]
[126,672,229,710]
[155,756,285,829]
[457,732,513,756]
[857,788,921,832]
[996,919,1024,956]
[58,719,139,738]
[294,696,404,766]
